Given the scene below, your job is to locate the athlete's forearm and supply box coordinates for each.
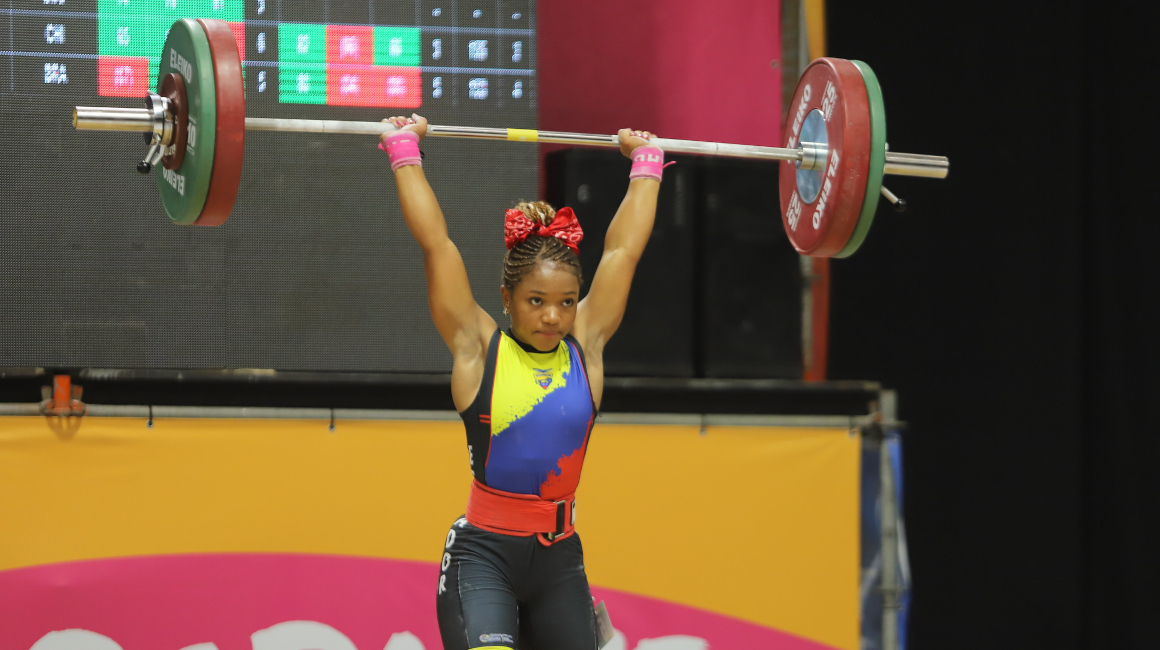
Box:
[604,178,659,260]
[393,165,452,253]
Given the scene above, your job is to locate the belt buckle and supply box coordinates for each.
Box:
[546,499,568,541]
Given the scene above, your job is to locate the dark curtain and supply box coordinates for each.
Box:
[826,1,1159,648]
[1079,1,1160,647]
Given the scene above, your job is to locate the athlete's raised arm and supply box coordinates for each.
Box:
[575,129,662,356]
[382,114,495,408]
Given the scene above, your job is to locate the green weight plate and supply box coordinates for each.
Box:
[156,18,217,226]
[835,60,886,258]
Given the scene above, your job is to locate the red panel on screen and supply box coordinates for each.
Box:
[326,66,421,108]
[98,56,151,97]
[226,22,246,64]
[327,25,375,66]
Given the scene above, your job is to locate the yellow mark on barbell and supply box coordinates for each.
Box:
[506,129,539,142]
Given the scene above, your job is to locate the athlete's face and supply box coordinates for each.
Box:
[501,261,581,352]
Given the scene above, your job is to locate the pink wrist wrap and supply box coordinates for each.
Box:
[379,131,423,170]
[628,145,671,181]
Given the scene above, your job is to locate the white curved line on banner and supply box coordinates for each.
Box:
[30,630,123,650]
[251,621,358,650]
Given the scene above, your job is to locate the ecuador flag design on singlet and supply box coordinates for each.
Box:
[459,330,596,500]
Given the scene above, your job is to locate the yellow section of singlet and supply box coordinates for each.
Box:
[489,334,571,435]
[506,128,539,142]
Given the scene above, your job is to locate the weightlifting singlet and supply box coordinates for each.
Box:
[438,329,599,650]
[459,328,596,505]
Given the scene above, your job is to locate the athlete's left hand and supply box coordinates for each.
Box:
[618,128,654,157]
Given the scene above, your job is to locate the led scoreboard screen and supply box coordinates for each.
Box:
[0,2,538,373]
[3,0,534,119]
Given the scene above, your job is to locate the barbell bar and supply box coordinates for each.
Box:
[74,110,948,179]
[71,17,950,257]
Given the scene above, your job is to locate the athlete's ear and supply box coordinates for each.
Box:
[500,286,512,313]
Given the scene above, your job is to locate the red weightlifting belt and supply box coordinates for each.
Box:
[466,480,576,543]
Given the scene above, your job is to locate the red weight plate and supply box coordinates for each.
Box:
[779,58,872,257]
[193,18,246,227]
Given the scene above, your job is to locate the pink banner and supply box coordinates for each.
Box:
[0,554,834,650]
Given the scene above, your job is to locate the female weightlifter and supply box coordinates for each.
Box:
[381,113,665,650]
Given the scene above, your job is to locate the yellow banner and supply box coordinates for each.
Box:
[0,416,858,650]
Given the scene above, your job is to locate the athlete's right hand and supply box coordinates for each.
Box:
[382,113,428,143]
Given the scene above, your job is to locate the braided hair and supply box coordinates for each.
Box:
[502,201,584,290]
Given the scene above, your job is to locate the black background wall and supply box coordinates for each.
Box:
[825,1,1159,648]
[547,150,804,379]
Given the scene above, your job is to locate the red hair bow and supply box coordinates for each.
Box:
[503,207,584,255]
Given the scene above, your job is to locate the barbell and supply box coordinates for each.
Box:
[72,17,949,258]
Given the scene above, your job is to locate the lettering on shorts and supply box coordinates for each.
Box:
[480,633,515,644]
[437,518,467,595]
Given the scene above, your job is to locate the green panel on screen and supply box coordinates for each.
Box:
[280,63,328,104]
[279,24,328,63]
[373,27,421,67]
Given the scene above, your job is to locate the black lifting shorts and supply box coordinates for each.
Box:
[436,516,598,650]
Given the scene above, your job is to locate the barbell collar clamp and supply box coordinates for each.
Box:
[138,141,165,174]
[798,141,828,172]
[880,186,907,212]
[144,93,174,146]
